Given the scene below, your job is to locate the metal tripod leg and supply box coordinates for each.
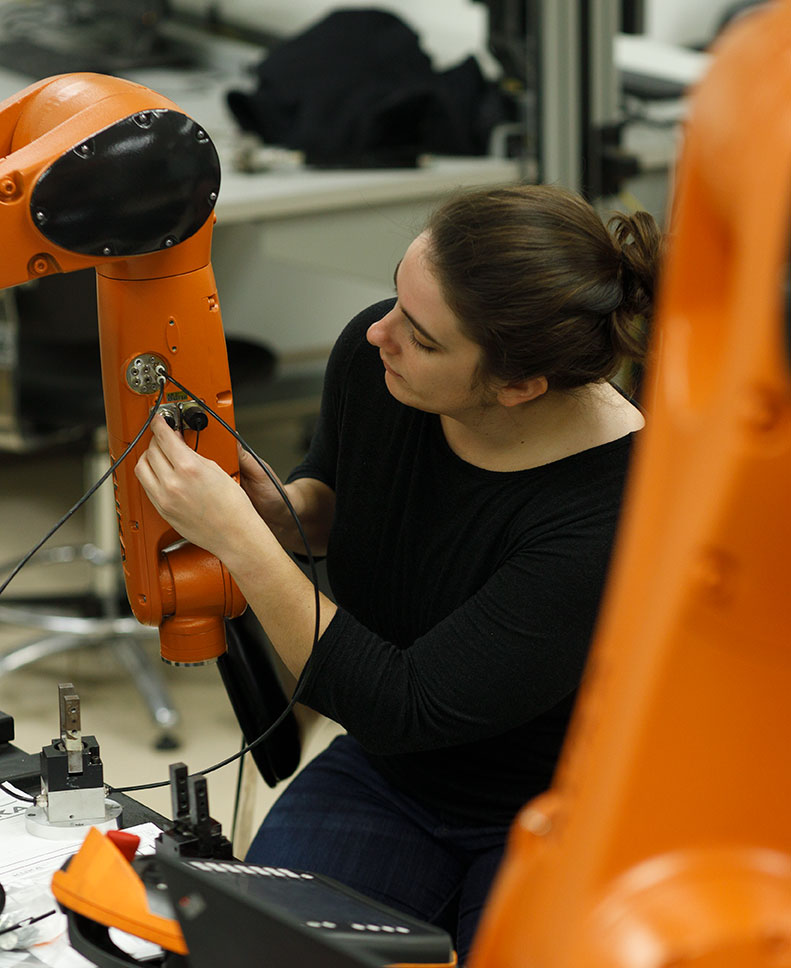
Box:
[0,631,91,673]
[0,435,183,746]
[0,626,180,746]
[111,635,180,733]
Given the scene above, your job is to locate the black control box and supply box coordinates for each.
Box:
[0,710,13,745]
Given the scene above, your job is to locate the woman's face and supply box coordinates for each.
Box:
[366,233,490,417]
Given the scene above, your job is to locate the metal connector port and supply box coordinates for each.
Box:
[180,402,209,432]
[155,403,182,431]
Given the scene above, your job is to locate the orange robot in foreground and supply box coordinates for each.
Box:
[471,2,791,966]
[0,73,245,665]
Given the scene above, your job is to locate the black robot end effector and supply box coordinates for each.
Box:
[40,684,104,793]
[155,762,233,860]
[39,684,107,823]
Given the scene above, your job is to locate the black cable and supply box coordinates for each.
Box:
[0,367,320,798]
[0,382,165,599]
[0,781,34,803]
[110,369,320,795]
[110,684,308,793]
[230,734,246,845]
[0,909,57,937]
[161,371,321,632]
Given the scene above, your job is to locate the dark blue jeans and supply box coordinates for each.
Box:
[245,735,510,965]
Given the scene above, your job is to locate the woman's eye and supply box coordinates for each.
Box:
[408,330,434,353]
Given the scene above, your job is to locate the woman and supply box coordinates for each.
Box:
[135,184,661,963]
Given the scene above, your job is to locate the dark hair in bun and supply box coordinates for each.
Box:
[424,184,662,391]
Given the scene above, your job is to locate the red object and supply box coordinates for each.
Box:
[107,830,140,864]
[106,829,141,863]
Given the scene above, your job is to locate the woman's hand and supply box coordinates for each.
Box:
[134,415,264,561]
[135,415,337,678]
[238,444,336,555]
[237,445,292,526]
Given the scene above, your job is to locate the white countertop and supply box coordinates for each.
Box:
[0,56,523,227]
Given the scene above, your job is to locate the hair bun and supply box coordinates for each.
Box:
[424,185,663,392]
[608,210,662,321]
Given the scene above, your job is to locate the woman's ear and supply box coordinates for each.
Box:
[497,375,548,407]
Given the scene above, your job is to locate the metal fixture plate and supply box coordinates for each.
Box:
[126,353,168,394]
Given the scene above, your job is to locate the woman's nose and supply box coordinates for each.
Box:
[367,311,397,351]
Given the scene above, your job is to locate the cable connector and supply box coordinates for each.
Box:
[180,401,209,432]
[154,403,182,431]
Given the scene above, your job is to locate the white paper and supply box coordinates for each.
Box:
[0,789,162,967]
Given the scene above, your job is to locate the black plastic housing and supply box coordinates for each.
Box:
[30,109,220,257]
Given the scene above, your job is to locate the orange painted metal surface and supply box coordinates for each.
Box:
[469,3,791,965]
[0,73,245,663]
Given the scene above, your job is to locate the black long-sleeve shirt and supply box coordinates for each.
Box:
[291,300,637,825]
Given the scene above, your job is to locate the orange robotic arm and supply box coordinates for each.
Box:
[470,3,791,967]
[0,73,245,664]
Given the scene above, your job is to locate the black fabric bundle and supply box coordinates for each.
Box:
[226,8,513,168]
